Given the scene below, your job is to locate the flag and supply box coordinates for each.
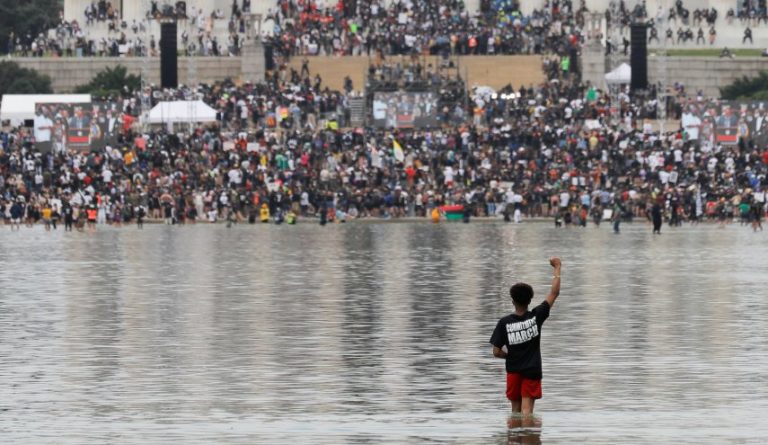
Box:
[67,128,90,146]
[393,139,405,162]
[716,129,738,144]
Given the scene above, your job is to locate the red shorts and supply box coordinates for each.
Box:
[506,373,542,401]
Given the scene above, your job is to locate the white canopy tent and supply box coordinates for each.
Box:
[147,100,217,125]
[604,63,632,125]
[0,94,91,125]
[604,63,632,85]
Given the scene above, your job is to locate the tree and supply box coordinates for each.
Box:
[74,65,142,98]
[720,71,768,101]
[0,61,53,98]
[0,0,61,54]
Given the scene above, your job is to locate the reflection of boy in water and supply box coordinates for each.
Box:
[490,257,562,424]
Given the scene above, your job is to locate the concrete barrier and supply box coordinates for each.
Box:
[13,54,761,99]
[12,55,547,93]
[10,57,243,92]
[648,56,768,98]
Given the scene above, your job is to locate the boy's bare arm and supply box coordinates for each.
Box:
[492,346,507,359]
[545,257,561,308]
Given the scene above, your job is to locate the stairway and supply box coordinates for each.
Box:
[54,15,238,52]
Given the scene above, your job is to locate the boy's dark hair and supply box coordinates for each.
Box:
[510,283,534,307]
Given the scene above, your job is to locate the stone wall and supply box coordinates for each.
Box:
[14,54,546,94]
[587,55,768,98]
[647,57,768,98]
[580,45,608,90]
[13,54,766,98]
[11,57,243,92]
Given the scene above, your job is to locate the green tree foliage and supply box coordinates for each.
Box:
[0,61,53,98]
[74,65,142,98]
[0,0,61,54]
[720,71,768,101]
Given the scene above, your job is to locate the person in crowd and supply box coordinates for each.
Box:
[743,27,753,44]
[651,201,663,234]
[3,47,768,232]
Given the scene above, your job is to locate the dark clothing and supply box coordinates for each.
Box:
[613,203,624,233]
[137,207,145,228]
[319,202,327,225]
[490,301,551,379]
[652,203,663,233]
[10,203,23,219]
[62,206,74,231]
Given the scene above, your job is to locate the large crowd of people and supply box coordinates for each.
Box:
[7,0,587,59]
[1,56,767,230]
[8,0,768,62]
[6,1,253,58]
[264,0,586,58]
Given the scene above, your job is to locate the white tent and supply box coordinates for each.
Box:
[147,100,217,124]
[604,63,632,85]
[0,94,91,124]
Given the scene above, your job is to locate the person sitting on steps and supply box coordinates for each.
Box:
[719,47,734,59]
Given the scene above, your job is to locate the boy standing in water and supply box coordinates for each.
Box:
[490,257,561,419]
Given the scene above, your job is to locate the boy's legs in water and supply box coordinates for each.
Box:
[506,369,546,428]
[512,397,535,416]
[521,397,535,417]
[509,398,539,428]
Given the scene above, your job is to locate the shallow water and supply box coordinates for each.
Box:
[1,222,767,444]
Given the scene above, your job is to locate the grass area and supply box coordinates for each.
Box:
[649,48,764,57]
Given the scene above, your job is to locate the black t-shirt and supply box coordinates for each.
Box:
[489,301,551,379]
